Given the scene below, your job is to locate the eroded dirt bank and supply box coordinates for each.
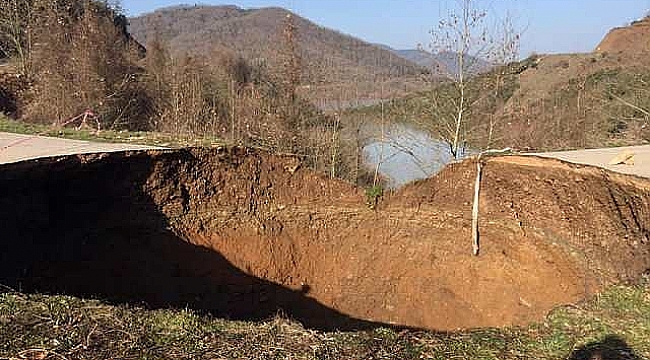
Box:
[1,148,648,331]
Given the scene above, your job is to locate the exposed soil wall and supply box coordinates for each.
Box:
[596,17,650,54]
[1,148,649,331]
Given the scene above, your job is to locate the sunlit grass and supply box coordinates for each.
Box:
[1,283,648,359]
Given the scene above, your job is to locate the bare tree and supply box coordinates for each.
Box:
[422,0,520,159]
[0,0,34,75]
[278,13,303,146]
[484,12,520,149]
[419,1,523,256]
[24,0,148,129]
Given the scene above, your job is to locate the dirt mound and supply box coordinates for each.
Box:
[394,156,650,281]
[596,16,650,54]
[1,148,649,331]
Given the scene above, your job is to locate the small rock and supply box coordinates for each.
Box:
[519,297,532,308]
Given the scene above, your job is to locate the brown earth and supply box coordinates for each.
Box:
[0,148,649,332]
[596,16,650,54]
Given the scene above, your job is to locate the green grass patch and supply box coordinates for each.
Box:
[1,283,649,359]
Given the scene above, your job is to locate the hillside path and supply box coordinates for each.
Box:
[0,132,164,164]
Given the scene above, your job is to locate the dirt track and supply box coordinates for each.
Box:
[1,147,648,331]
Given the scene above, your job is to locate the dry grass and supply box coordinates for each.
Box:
[1,281,649,360]
[0,114,224,148]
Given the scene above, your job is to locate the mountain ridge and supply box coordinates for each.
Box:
[393,48,493,76]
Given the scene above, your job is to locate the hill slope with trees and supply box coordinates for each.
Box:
[128,5,425,85]
[0,0,366,184]
[350,15,650,153]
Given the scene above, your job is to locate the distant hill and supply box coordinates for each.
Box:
[394,49,493,77]
[128,5,425,85]
[596,16,650,54]
[364,16,650,152]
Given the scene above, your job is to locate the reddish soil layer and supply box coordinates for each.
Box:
[596,16,650,54]
[0,148,648,331]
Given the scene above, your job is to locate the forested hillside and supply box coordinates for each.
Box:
[128,5,425,85]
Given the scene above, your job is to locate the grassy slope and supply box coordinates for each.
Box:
[1,283,649,359]
[348,53,650,151]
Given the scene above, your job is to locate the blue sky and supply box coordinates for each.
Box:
[122,0,650,56]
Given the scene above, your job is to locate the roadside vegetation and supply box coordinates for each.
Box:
[0,113,224,148]
[1,282,649,359]
[0,0,367,184]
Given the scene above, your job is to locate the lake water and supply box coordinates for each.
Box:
[363,124,468,188]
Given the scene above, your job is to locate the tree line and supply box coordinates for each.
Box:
[0,0,366,182]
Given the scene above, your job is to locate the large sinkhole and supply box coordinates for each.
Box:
[1,148,649,331]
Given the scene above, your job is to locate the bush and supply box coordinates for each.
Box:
[23,0,150,129]
[365,184,383,209]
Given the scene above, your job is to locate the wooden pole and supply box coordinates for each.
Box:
[472,158,483,256]
[471,148,512,256]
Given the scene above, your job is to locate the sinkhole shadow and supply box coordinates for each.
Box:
[0,150,386,332]
[567,335,642,360]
